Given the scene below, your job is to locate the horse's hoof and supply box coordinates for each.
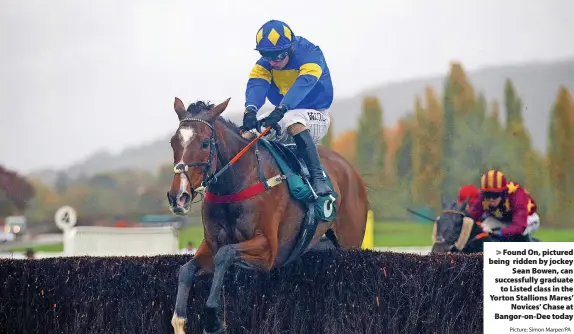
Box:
[171,314,186,334]
[203,328,225,334]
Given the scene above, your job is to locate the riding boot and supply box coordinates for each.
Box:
[293,129,333,197]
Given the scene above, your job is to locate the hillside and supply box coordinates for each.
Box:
[28,58,574,186]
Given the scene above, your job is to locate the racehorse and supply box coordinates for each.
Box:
[166,97,369,334]
[430,198,491,253]
[430,198,541,253]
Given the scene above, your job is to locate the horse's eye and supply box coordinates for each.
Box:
[200,140,210,149]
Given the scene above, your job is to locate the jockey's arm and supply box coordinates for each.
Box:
[502,189,529,237]
[245,59,272,111]
[279,49,324,109]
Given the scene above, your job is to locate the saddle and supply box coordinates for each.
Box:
[258,139,338,265]
[265,141,311,180]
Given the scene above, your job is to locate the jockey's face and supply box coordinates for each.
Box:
[485,196,502,207]
[260,49,290,69]
[269,55,289,69]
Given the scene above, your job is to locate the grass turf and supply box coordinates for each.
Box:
[9,221,574,253]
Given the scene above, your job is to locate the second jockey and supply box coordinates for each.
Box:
[466,169,540,241]
[240,19,333,197]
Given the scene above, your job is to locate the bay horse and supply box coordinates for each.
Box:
[430,198,541,254]
[166,97,369,334]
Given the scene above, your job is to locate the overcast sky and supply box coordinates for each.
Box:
[1,0,573,173]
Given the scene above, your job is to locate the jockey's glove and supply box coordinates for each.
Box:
[490,229,503,238]
[481,224,497,233]
[241,106,258,132]
[262,104,288,134]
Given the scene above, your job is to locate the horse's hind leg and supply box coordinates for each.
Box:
[203,235,271,334]
[172,240,214,334]
[330,196,369,248]
[325,228,340,248]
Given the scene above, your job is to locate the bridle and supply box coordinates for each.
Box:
[437,208,488,253]
[167,115,284,209]
[440,209,466,252]
[168,117,225,205]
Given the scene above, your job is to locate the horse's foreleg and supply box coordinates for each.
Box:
[203,235,271,334]
[172,240,214,334]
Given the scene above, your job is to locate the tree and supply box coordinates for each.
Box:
[547,86,574,225]
[0,165,35,216]
[504,79,524,131]
[488,100,503,135]
[25,179,63,223]
[411,88,444,210]
[504,79,531,184]
[355,96,388,217]
[53,172,71,194]
[356,96,386,179]
[394,116,414,184]
[441,62,476,200]
[331,131,357,163]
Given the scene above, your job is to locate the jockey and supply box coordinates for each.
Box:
[466,169,540,241]
[457,184,479,207]
[240,19,333,197]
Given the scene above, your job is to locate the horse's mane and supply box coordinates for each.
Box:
[185,100,242,134]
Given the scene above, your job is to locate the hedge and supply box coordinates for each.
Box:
[0,249,483,333]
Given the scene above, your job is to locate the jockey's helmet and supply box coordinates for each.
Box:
[480,169,508,199]
[254,19,295,62]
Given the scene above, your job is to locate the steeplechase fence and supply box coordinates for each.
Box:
[0,249,483,333]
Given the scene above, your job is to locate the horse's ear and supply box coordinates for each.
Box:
[205,97,231,121]
[174,97,187,120]
[460,198,470,211]
[441,197,449,209]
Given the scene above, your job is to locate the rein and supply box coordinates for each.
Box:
[173,119,283,203]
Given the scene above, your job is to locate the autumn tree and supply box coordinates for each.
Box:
[332,131,357,163]
[25,179,63,223]
[388,115,416,213]
[488,100,503,135]
[547,86,574,225]
[355,96,389,217]
[0,165,35,216]
[503,79,531,183]
[394,116,414,184]
[355,96,386,181]
[441,62,477,200]
[504,79,525,131]
[411,88,443,210]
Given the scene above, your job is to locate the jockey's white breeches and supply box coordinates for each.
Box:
[482,213,541,236]
[255,108,331,145]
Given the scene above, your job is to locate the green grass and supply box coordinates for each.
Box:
[9,242,64,253]
[373,221,574,247]
[10,221,574,253]
[374,221,434,247]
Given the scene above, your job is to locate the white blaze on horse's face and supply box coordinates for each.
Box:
[174,126,196,213]
[178,127,195,149]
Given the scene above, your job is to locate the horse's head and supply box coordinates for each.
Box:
[430,197,474,253]
[166,97,231,215]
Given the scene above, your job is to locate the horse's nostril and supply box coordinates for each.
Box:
[178,192,191,206]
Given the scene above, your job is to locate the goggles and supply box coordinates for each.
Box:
[482,190,504,199]
[259,50,289,62]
